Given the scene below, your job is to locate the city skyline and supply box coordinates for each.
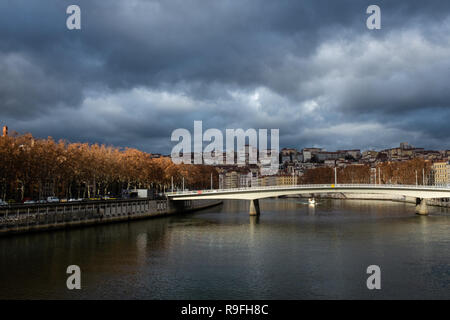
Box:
[3,124,450,157]
[0,123,450,157]
[1,1,450,154]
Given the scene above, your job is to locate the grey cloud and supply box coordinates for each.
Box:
[1,0,450,153]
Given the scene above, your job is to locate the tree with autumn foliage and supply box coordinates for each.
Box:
[300,159,431,185]
[0,132,218,201]
[376,158,432,185]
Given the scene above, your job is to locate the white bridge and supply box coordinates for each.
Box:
[167,184,450,215]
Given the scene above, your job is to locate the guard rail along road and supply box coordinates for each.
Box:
[0,198,221,236]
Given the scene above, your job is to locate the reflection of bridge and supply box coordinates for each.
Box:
[167,184,450,216]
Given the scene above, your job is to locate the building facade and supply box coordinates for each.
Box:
[432,161,450,186]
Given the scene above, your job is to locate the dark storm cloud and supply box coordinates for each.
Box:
[1,0,450,152]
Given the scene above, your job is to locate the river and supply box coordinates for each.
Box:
[0,198,449,299]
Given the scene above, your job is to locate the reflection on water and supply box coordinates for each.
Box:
[308,203,316,215]
[0,199,449,299]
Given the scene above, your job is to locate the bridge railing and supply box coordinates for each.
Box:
[166,183,450,196]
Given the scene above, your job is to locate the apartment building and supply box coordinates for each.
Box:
[431,161,450,186]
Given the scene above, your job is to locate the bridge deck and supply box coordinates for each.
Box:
[167,184,450,200]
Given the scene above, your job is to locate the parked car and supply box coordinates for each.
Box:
[0,199,8,206]
[68,198,82,202]
[37,200,47,204]
[23,200,36,204]
[47,196,59,203]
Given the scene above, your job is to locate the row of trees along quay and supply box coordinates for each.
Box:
[0,133,218,202]
[300,159,432,185]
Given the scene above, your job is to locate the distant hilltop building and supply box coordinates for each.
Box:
[400,142,413,150]
[381,142,425,160]
[281,148,303,163]
[302,148,323,162]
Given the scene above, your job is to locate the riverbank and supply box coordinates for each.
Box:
[0,199,222,236]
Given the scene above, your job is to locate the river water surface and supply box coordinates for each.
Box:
[0,199,449,299]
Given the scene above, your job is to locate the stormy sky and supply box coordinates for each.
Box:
[1,0,450,153]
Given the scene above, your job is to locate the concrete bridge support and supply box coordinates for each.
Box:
[249,199,260,216]
[415,198,429,215]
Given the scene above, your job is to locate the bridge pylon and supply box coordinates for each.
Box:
[415,198,429,215]
[249,199,260,216]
